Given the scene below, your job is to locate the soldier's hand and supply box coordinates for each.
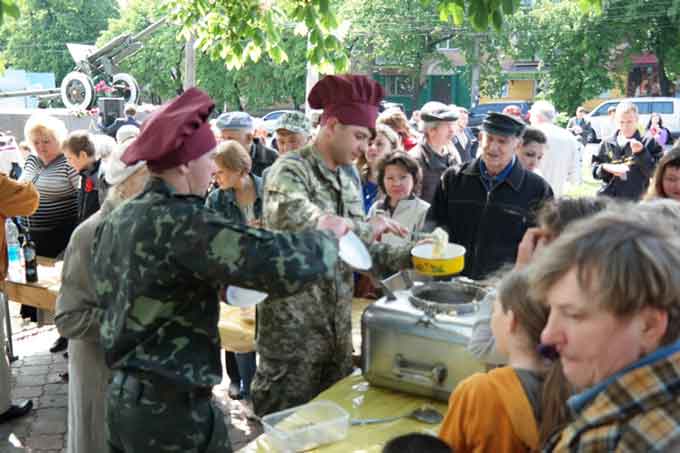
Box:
[317,214,350,239]
[369,215,409,241]
[630,139,644,154]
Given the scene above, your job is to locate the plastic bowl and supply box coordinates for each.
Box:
[411,243,466,276]
[338,231,372,271]
[262,400,349,452]
[226,286,268,307]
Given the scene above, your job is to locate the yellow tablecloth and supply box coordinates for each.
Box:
[240,373,448,452]
[217,298,375,354]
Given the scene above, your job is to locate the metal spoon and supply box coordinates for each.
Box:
[351,407,443,426]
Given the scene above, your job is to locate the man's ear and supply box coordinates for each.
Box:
[176,163,190,175]
[325,116,340,134]
[639,307,669,354]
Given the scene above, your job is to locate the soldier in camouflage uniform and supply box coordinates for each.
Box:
[252,75,414,416]
[91,88,344,453]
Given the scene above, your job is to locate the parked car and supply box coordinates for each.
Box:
[261,109,297,133]
[468,101,533,131]
[587,97,680,141]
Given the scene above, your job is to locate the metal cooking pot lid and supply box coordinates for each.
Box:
[409,280,487,315]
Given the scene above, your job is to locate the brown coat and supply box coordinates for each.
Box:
[0,175,39,279]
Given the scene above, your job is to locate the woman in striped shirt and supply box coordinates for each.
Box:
[19,114,79,322]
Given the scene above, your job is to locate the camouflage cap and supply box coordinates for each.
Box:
[275,111,311,135]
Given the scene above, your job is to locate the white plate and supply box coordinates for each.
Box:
[338,231,372,270]
[226,286,268,307]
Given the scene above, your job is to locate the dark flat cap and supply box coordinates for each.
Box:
[482,112,525,137]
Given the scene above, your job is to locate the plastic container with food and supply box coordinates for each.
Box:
[411,243,466,276]
[262,400,350,452]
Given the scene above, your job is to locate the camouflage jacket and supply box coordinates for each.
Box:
[92,178,338,388]
[260,144,412,358]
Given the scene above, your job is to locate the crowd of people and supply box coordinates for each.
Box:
[0,72,679,453]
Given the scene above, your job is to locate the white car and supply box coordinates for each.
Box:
[587,97,680,141]
[261,110,296,134]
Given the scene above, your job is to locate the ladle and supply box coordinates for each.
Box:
[351,407,443,426]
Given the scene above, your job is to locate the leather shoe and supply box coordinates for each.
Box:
[0,400,33,424]
[228,382,241,400]
[49,337,68,354]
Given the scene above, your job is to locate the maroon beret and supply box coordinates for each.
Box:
[308,75,385,130]
[122,88,216,171]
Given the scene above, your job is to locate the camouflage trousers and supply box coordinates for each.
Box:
[251,352,353,417]
[106,370,232,453]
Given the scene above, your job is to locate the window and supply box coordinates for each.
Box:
[500,82,510,98]
[653,102,674,114]
[436,39,455,50]
[634,102,651,114]
[592,102,617,116]
[382,76,413,96]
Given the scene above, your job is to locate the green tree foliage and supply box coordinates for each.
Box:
[0,0,20,25]
[1,0,118,83]
[166,0,532,74]
[343,0,459,106]
[504,1,616,113]
[600,0,680,96]
[99,0,306,110]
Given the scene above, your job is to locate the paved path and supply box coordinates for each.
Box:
[0,303,262,452]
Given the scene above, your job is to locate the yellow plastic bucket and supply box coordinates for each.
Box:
[411,243,466,276]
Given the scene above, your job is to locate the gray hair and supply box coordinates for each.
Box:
[531,100,556,123]
[92,134,117,161]
[422,121,439,132]
[529,211,680,345]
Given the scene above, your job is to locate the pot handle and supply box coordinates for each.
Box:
[392,354,448,386]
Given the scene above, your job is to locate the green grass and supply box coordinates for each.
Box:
[564,145,600,198]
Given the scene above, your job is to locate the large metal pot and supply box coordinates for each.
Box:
[409,279,488,316]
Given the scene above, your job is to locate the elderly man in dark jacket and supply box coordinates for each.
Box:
[215,112,278,177]
[427,112,553,280]
[410,102,459,203]
[592,101,661,200]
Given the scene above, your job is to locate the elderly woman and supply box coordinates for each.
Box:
[530,211,680,451]
[55,142,148,453]
[410,102,458,203]
[644,146,680,202]
[356,124,402,213]
[19,114,78,326]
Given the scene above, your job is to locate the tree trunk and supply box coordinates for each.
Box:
[233,81,244,111]
[657,55,672,97]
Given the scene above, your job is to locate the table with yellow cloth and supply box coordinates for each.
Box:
[218,298,374,355]
[240,372,448,452]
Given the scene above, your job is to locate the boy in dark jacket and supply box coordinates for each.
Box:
[63,131,101,223]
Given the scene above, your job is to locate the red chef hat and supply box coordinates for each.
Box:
[122,88,216,171]
[308,75,385,131]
